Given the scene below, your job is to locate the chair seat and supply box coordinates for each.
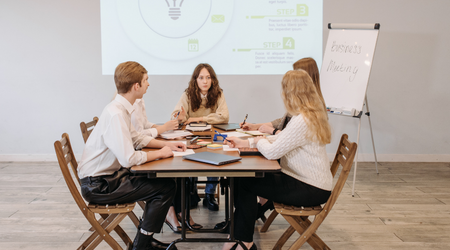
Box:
[88,202,136,214]
[274,202,323,216]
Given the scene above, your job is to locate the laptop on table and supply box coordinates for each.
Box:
[182,152,242,166]
[213,123,241,131]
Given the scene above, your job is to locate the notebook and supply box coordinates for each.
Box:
[182,152,242,166]
[214,123,241,131]
[239,147,262,156]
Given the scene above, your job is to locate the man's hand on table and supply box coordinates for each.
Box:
[166,141,186,152]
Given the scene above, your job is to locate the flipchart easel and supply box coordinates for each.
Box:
[320,23,380,196]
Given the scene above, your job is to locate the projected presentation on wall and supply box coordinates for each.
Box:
[100,0,323,75]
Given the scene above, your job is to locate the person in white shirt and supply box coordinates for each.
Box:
[131,98,179,138]
[222,69,333,250]
[131,98,202,233]
[78,61,185,250]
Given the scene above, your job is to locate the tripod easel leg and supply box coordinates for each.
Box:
[352,116,362,197]
[365,96,379,174]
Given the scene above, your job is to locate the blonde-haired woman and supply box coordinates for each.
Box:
[222,70,332,250]
[238,57,326,221]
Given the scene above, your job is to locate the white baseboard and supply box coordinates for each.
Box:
[328,153,450,162]
[1,154,450,163]
[0,154,82,162]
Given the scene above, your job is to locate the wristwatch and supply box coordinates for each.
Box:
[273,128,279,135]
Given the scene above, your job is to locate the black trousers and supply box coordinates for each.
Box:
[80,168,176,233]
[173,178,200,214]
[234,172,331,242]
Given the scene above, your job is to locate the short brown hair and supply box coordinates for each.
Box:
[114,61,147,94]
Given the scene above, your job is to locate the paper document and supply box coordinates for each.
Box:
[173,149,195,157]
[160,130,193,139]
[222,145,239,151]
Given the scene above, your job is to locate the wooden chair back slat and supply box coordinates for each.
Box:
[80,117,99,143]
[62,144,70,155]
[339,145,349,158]
[337,154,347,167]
[64,154,71,165]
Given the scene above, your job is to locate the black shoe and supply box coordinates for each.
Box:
[150,236,177,250]
[164,220,182,234]
[203,193,219,211]
[256,201,274,221]
[214,220,229,233]
[176,214,203,230]
[131,231,150,250]
[132,219,177,250]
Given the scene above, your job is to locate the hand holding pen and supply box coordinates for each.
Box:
[214,130,231,143]
[241,114,248,127]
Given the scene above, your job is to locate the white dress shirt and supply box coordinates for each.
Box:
[78,95,153,179]
[131,99,158,138]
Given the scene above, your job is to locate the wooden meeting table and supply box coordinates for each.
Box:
[130,128,281,249]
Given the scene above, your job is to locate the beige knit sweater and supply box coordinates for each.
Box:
[252,114,332,191]
[171,92,229,124]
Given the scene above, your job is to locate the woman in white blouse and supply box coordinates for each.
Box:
[222,69,333,250]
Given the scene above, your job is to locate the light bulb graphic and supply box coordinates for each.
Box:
[165,0,184,20]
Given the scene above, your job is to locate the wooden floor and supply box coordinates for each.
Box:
[0,161,449,250]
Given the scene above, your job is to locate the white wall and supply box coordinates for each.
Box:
[1,0,449,162]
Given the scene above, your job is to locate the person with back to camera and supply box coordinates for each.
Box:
[78,61,186,250]
[222,69,332,250]
[238,57,326,220]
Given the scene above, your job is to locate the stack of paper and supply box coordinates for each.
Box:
[160,130,193,139]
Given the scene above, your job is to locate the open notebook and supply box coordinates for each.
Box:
[236,129,270,136]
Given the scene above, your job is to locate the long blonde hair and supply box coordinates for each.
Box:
[281,70,331,144]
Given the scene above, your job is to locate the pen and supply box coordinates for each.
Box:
[190,136,199,144]
[242,114,248,126]
[175,111,180,119]
[214,130,231,143]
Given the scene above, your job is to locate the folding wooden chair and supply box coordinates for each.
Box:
[271,134,357,250]
[80,117,146,214]
[55,133,137,250]
[80,116,99,143]
[260,208,278,232]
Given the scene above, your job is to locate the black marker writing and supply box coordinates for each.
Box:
[331,41,362,54]
[327,60,358,82]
